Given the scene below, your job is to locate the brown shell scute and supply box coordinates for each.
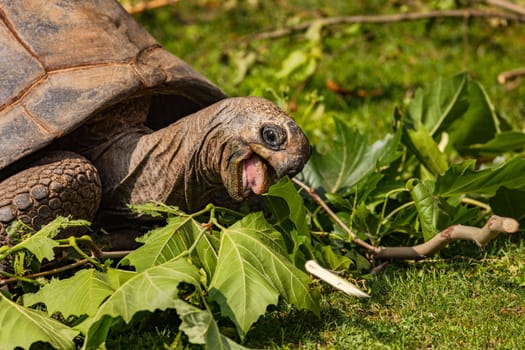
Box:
[0,21,43,107]
[0,0,226,173]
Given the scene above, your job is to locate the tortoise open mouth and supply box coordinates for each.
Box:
[238,153,276,199]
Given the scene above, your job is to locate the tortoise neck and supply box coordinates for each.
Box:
[132,107,228,213]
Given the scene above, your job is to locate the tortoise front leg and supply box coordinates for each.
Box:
[0,151,101,245]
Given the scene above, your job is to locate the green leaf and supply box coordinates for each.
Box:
[302,118,401,192]
[409,180,452,241]
[435,157,525,197]
[406,74,469,135]
[175,300,250,349]
[404,74,499,156]
[12,216,89,262]
[23,269,115,318]
[276,50,309,79]
[208,213,319,340]
[123,215,217,278]
[265,177,312,261]
[447,79,499,154]
[403,126,448,176]
[77,258,201,349]
[314,245,355,271]
[0,293,78,350]
[469,131,525,154]
[129,202,186,217]
[266,178,309,237]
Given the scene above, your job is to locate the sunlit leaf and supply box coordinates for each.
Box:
[0,293,78,350]
[447,79,499,154]
[301,118,401,193]
[77,258,201,349]
[265,177,312,262]
[23,269,115,318]
[276,50,309,78]
[208,213,319,340]
[11,216,89,263]
[435,157,525,197]
[403,126,448,176]
[122,215,217,278]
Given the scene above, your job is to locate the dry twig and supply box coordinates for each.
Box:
[486,0,525,16]
[292,178,520,261]
[123,0,179,15]
[497,67,525,89]
[245,9,525,41]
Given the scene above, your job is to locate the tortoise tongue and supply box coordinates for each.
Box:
[243,155,270,194]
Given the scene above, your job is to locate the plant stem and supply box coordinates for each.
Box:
[0,259,90,286]
[292,178,377,252]
[292,177,519,260]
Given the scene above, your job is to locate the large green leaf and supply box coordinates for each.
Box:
[406,74,469,135]
[469,131,525,154]
[77,258,201,349]
[435,157,525,197]
[175,300,250,349]
[447,79,499,154]
[122,215,218,278]
[404,74,499,158]
[0,293,78,350]
[23,269,115,318]
[208,213,319,340]
[301,118,401,193]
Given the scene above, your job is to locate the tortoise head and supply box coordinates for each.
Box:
[208,97,311,201]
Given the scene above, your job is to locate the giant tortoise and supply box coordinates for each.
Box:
[0,0,310,249]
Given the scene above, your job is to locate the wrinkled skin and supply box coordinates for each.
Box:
[89,96,310,218]
[0,96,310,248]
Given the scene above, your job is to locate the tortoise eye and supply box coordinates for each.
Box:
[261,125,286,150]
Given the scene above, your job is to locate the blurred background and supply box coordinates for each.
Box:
[120,0,525,145]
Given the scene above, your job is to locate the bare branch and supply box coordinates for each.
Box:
[292,178,377,252]
[123,0,179,15]
[486,0,525,16]
[498,67,525,86]
[245,9,525,41]
[292,178,520,261]
[373,215,519,260]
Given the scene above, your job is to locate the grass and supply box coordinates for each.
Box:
[108,1,525,348]
[243,239,525,349]
[106,239,524,349]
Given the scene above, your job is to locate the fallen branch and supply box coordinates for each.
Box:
[123,0,179,15]
[245,9,525,41]
[372,215,519,260]
[292,178,520,261]
[497,67,525,85]
[486,0,525,16]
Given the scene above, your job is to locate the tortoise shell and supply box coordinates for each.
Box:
[0,0,226,172]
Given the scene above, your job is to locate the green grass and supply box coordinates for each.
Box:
[111,1,525,348]
[243,239,525,349]
[135,1,525,140]
[105,239,524,349]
